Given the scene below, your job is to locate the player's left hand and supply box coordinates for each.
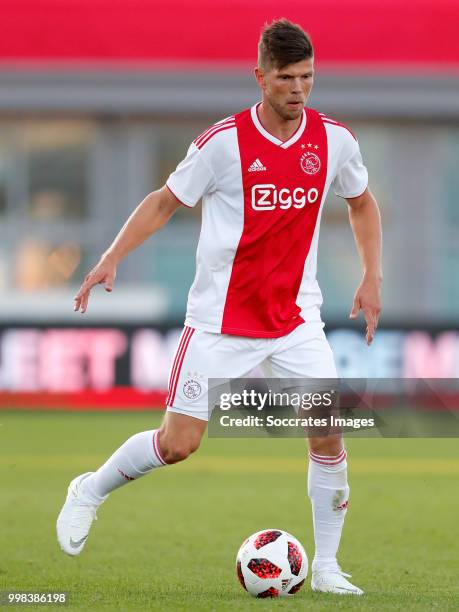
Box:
[349,276,382,345]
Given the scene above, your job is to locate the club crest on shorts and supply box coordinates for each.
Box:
[183,379,202,400]
[300,151,321,175]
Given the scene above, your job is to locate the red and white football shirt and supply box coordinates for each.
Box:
[166,103,368,339]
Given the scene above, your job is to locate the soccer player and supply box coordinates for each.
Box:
[57,19,382,596]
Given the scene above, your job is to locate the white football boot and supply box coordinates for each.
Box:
[56,472,106,556]
[311,565,364,595]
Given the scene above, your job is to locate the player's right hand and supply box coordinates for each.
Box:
[74,258,117,313]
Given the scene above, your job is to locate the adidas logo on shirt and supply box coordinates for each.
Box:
[248,158,267,172]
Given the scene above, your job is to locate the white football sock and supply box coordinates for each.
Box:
[81,430,167,502]
[307,448,349,573]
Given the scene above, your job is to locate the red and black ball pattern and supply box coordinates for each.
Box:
[287,541,303,576]
[288,578,305,595]
[236,560,247,591]
[253,530,282,550]
[257,587,279,598]
[247,558,282,579]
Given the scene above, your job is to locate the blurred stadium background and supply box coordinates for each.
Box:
[1,0,459,409]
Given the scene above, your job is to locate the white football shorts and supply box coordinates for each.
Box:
[165,321,338,421]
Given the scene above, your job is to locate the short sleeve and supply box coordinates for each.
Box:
[333,137,368,199]
[166,142,217,208]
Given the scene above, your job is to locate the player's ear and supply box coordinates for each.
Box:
[254,66,265,90]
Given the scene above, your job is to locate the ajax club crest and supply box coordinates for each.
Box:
[300,151,321,175]
[183,379,202,400]
[183,371,204,400]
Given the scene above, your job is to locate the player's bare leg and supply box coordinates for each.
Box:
[56,411,207,556]
[307,433,363,595]
[157,412,208,463]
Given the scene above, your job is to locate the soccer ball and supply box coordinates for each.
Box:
[236,529,308,598]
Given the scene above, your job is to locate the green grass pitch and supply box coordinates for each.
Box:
[1,411,458,611]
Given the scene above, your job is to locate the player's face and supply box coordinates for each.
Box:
[256,58,314,121]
